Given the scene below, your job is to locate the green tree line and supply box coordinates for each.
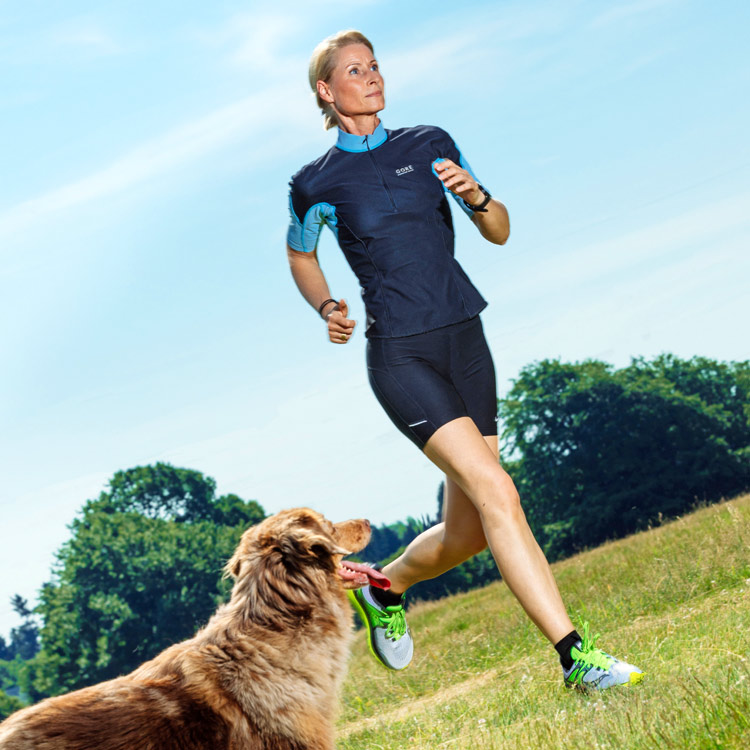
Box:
[2,354,748,719]
[0,464,264,716]
[501,354,750,560]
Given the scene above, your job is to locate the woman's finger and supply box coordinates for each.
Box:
[437,164,477,195]
[433,159,466,182]
[443,174,473,190]
[327,311,355,327]
[433,157,457,173]
[327,314,356,332]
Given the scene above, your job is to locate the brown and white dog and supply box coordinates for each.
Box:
[0,507,388,750]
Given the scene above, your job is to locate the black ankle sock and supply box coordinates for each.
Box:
[370,586,404,608]
[555,630,582,671]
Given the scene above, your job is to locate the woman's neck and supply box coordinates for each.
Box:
[337,114,381,136]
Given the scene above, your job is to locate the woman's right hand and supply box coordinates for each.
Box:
[326,299,356,344]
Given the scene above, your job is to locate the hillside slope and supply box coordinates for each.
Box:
[339,494,750,749]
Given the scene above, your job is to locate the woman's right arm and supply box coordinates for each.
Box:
[286,245,356,344]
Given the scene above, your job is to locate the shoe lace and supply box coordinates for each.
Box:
[570,622,614,674]
[377,605,407,640]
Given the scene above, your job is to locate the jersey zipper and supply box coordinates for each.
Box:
[365,134,397,211]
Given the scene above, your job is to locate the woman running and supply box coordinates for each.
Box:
[286,29,643,691]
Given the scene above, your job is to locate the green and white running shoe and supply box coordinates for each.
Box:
[563,623,644,691]
[348,586,413,670]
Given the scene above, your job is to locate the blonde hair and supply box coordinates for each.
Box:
[308,30,375,130]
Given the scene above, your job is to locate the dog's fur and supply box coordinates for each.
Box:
[0,508,371,750]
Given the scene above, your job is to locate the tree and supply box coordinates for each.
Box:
[30,464,265,698]
[500,355,750,560]
[7,596,39,661]
[358,523,401,563]
[0,689,23,721]
[86,463,265,525]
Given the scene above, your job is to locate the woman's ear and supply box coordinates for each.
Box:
[317,79,334,104]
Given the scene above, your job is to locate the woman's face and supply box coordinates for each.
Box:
[318,43,385,119]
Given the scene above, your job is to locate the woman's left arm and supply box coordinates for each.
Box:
[433,159,510,245]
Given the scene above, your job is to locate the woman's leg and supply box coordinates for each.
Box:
[419,417,574,644]
[382,473,488,593]
[384,416,573,645]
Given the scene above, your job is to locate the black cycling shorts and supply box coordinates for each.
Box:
[366,315,498,450]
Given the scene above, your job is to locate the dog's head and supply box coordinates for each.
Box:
[224,508,381,627]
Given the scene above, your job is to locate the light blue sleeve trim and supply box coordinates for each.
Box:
[287,192,305,251]
[287,200,338,253]
[432,152,482,218]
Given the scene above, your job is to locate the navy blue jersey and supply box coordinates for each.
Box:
[287,123,487,338]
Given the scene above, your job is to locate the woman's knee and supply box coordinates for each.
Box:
[463,474,526,532]
[464,463,518,503]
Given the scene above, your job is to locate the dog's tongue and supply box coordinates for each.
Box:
[339,560,391,589]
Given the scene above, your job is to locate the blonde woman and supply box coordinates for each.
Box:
[286,30,643,691]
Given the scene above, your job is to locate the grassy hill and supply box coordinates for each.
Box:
[338,494,750,749]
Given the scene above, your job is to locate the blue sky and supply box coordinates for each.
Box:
[1,0,748,638]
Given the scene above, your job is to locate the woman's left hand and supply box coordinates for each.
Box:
[432,159,483,205]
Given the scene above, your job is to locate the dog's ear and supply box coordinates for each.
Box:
[275,512,352,564]
[302,530,352,558]
[281,526,351,561]
[223,525,260,580]
[223,548,243,580]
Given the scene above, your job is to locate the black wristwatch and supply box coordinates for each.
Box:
[462,184,492,213]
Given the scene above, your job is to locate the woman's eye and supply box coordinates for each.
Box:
[371,64,379,71]
[349,67,359,75]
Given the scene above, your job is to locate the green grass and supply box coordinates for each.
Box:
[338,494,750,749]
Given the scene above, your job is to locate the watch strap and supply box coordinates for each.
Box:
[462,184,492,213]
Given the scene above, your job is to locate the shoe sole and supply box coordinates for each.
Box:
[347,589,409,671]
[565,671,646,691]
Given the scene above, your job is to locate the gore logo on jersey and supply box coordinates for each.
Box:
[395,165,414,176]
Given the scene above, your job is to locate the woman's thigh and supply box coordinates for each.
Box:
[366,316,498,450]
[425,417,516,503]
[367,336,466,449]
[441,439,497,554]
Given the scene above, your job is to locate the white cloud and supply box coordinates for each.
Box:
[52,23,121,55]
[191,11,306,76]
[497,191,750,304]
[0,5,554,245]
[590,0,680,29]
[229,14,304,70]
[0,17,122,65]
[0,88,315,243]
[493,232,749,370]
